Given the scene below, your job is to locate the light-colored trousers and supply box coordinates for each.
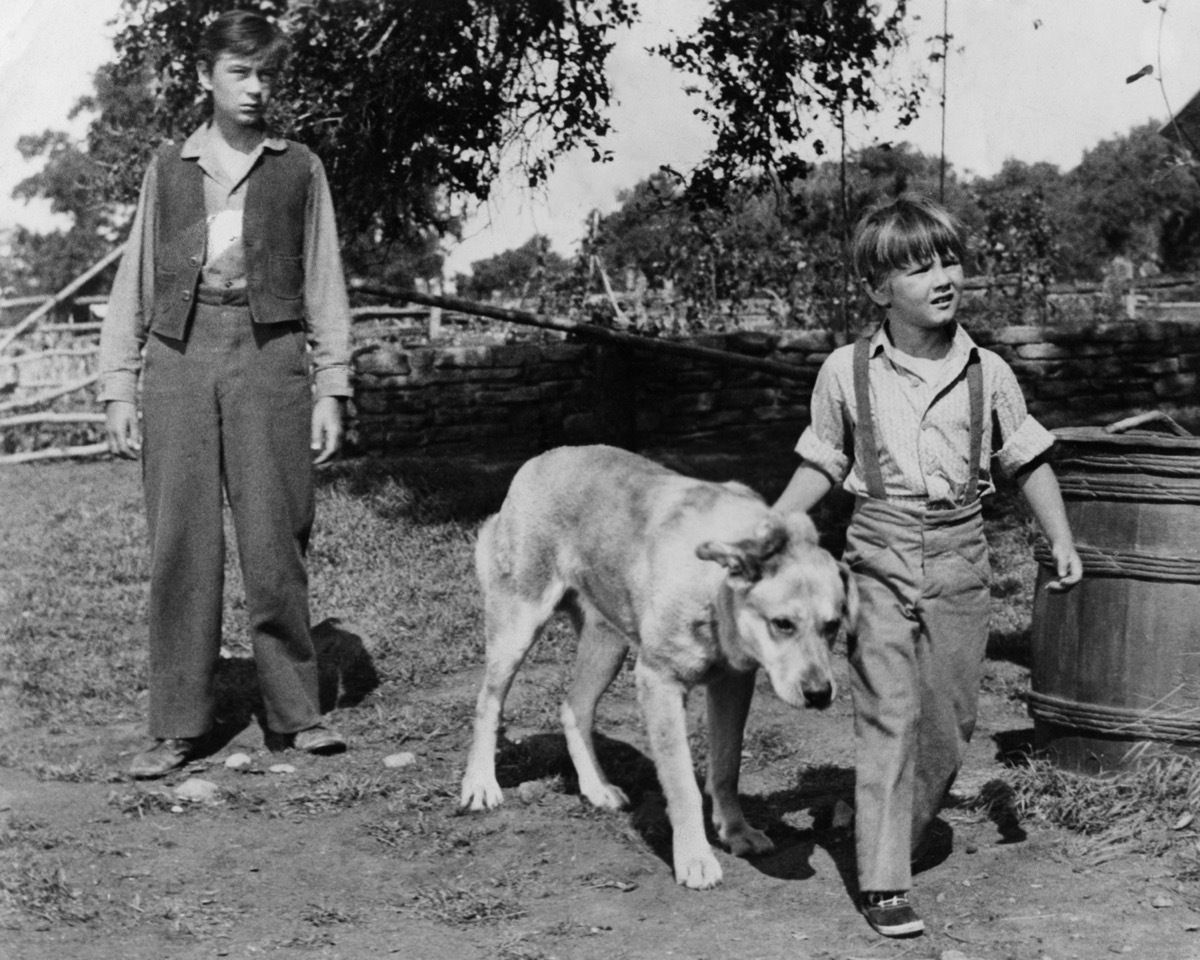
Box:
[844,496,991,893]
[141,301,320,739]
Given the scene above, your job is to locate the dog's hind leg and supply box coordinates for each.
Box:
[635,659,723,889]
[461,518,563,812]
[561,606,630,810]
[705,669,775,857]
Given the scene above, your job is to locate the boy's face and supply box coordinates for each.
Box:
[198,52,277,129]
[865,251,963,333]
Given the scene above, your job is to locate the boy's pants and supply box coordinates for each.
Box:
[141,301,320,739]
[844,496,991,893]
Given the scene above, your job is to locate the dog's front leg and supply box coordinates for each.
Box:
[635,660,722,889]
[706,668,774,857]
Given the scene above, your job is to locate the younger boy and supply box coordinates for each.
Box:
[774,195,1081,937]
[100,11,352,778]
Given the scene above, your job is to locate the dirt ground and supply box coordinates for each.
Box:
[4,641,1200,960]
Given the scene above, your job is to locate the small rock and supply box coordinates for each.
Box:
[965,842,979,854]
[224,753,253,769]
[383,752,417,769]
[173,778,221,804]
[1174,812,1194,830]
[831,799,854,829]
[269,763,296,775]
[170,805,184,814]
[939,950,970,960]
[1152,895,1175,909]
[516,780,548,803]
[0,789,13,812]
[936,891,946,903]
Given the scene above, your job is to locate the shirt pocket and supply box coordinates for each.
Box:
[268,255,304,300]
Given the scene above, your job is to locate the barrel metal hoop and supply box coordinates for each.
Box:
[1025,689,1200,743]
[1034,540,1200,582]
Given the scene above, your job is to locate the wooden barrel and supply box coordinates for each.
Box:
[1029,422,1200,773]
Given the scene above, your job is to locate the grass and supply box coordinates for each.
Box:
[7,446,1200,913]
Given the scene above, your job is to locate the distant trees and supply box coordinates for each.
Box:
[454,235,570,303]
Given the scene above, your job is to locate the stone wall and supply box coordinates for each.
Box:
[349,320,1200,457]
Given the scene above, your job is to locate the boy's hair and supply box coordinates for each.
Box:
[197,10,289,71]
[851,194,966,289]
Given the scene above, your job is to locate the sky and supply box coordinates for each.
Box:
[1,0,1199,279]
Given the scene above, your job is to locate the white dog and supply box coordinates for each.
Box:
[460,445,856,889]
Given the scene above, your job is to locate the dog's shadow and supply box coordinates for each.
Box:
[491,732,867,891]
[187,617,381,756]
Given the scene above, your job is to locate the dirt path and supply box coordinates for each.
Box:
[3,656,1200,960]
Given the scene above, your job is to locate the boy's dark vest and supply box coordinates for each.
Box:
[151,141,311,339]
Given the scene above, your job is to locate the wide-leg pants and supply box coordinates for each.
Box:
[844,497,991,893]
[141,302,320,739]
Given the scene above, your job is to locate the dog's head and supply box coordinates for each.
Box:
[696,512,857,710]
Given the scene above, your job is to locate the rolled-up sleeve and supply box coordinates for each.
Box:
[991,360,1055,475]
[302,153,352,399]
[98,163,157,403]
[795,353,853,484]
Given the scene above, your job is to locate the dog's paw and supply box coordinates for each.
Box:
[673,846,723,890]
[459,776,504,811]
[722,824,775,858]
[581,782,629,811]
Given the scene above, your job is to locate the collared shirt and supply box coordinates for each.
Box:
[796,322,1054,505]
[99,124,352,403]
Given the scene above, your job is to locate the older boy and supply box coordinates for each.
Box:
[775,195,1081,937]
[100,11,352,778]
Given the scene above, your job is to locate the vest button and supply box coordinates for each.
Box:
[189,256,200,265]
[182,291,191,300]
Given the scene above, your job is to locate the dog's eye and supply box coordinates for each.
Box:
[822,620,841,640]
[770,617,797,636]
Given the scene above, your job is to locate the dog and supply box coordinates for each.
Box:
[460,445,856,889]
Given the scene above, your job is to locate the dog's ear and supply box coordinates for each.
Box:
[839,561,860,635]
[697,518,787,585]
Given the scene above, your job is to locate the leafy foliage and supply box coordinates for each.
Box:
[454,234,570,303]
[657,0,923,207]
[99,0,639,246]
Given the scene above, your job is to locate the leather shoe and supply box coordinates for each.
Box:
[129,738,195,779]
[293,724,347,755]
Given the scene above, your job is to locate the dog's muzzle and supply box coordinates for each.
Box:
[802,681,834,709]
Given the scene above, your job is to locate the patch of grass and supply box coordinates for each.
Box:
[409,878,526,926]
[0,855,98,929]
[283,772,398,813]
[1010,753,1200,858]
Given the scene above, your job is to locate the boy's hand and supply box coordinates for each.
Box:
[311,396,345,464]
[1044,541,1083,592]
[105,400,141,459]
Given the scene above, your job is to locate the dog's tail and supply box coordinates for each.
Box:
[474,513,500,592]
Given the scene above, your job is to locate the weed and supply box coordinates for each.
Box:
[107,788,178,819]
[1010,753,1200,857]
[284,773,397,813]
[0,855,98,928]
[409,878,526,926]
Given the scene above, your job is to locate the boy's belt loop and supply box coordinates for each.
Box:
[852,336,984,506]
[853,337,887,500]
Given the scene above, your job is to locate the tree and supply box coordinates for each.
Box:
[657,0,924,207]
[1068,122,1200,276]
[94,0,638,245]
[455,234,569,302]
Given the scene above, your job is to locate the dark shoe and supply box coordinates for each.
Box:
[860,892,925,937]
[129,738,196,779]
[293,724,347,755]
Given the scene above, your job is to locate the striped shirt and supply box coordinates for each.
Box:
[796,322,1054,506]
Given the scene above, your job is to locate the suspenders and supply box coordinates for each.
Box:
[852,337,984,505]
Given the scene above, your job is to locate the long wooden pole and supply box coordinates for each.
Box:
[350,282,812,382]
[0,244,126,355]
